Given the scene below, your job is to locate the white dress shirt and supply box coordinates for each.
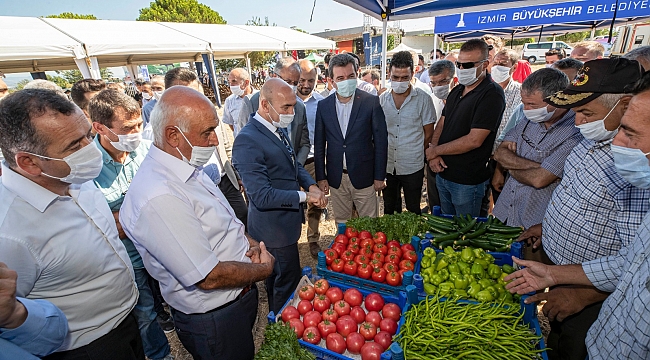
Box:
[120,145,252,314]
[0,163,138,350]
[335,95,354,170]
[299,91,325,158]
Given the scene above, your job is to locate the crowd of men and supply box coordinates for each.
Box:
[1,36,650,360]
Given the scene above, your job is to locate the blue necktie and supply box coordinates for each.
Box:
[276,128,295,164]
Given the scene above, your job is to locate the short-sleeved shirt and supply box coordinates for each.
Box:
[223,90,259,137]
[543,138,650,265]
[438,74,506,185]
[141,99,157,125]
[380,86,435,175]
[493,80,522,153]
[93,136,152,269]
[492,110,582,228]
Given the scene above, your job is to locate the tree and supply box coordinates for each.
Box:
[137,0,226,24]
[387,35,395,51]
[46,12,97,20]
[246,16,278,69]
[13,79,30,91]
[56,68,114,85]
[46,75,70,89]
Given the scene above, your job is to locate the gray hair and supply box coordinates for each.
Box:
[428,60,455,79]
[230,68,251,82]
[88,89,141,127]
[495,49,519,67]
[594,93,627,109]
[23,79,67,98]
[328,53,358,73]
[522,68,569,98]
[274,57,300,75]
[150,95,191,147]
[552,58,583,72]
[361,69,380,82]
[623,46,650,71]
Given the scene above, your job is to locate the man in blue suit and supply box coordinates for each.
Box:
[314,53,388,225]
[232,79,326,314]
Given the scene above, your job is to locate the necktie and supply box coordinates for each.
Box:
[276,128,295,164]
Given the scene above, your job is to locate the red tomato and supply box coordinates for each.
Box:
[387,240,400,249]
[354,254,370,265]
[349,237,360,246]
[343,288,363,307]
[303,310,322,328]
[382,303,401,322]
[383,263,397,273]
[281,306,300,322]
[334,234,349,246]
[313,295,332,313]
[326,332,347,354]
[288,318,305,338]
[360,247,373,258]
[399,260,414,271]
[398,269,409,280]
[333,300,351,317]
[374,331,393,351]
[380,318,398,335]
[361,342,384,360]
[331,242,346,256]
[373,231,387,244]
[365,311,382,327]
[359,321,377,341]
[359,230,372,240]
[318,320,337,339]
[403,250,418,262]
[371,252,385,263]
[385,253,401,265]
[371,267,387,283]
[356,263,372,279]
[401,243,415,252]
[350,305,366,324]
[322,308,339,323]
[302,326,321,344]
[364,293,385,312]
[330,259,344,273]
[346,332,365,354]
[369,259,383,269]
[386,271,401,286]
[335,315,357,337]
[360,238,375,250]
[324,249,338,266]
[341,250,355,262]
[347,243,360,255]
[343,260,358,276]
[345,227,359,239]
[372,243,388,255]
[387,246,402,259]
[297,299,313,315]
[298,285,315,301]
[314,279,330,295]
[326,287,344,303]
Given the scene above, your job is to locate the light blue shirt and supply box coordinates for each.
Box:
[141,99,157,125]
[0,297,68,358]
[497,103,524,143]
[299,91,325,158]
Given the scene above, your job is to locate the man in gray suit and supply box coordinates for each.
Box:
[238,57,311,166]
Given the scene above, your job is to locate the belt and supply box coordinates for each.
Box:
[304,157,315,165]
[342,169,348,174]
[203,285,253,314]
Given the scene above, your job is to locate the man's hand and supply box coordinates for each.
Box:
[518,223,542,249]
[238,179,245,193]
[505,257,558,294]
[526,286,609,322]
[112,211,126,239]
[491,168,505,192]
[317,180,329,196]
[307,185,327,208]
[506,141,517,153]
[245,235,261,264]
[428,157,447,173]
[0,263,27,329]
[258,242,275,277]
[378,87,389,95]
[425,143,438,161]
[374,180,386,192]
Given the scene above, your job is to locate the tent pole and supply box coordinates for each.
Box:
[381,15,388,87]
[538,25,543,43]
[552,34,556,41]
[511,33,514,49]
[608,0,620,43]
[590,26,596,39]
[432,16,437,61]
[245,52,252,75]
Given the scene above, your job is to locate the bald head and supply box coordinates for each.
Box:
[297,60,317,98]
[258,78,297,125]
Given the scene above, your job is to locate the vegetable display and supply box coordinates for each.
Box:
[324,230,418,286]
[396,296,544,359]
[255,321,315,360]
[420,246,519,303]
[424,214,523,252]
[345,212,428,244]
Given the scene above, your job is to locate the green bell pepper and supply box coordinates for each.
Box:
[501,264,515,274]
[453,275,469,290]
[422,274,430,284]
[483,253,495,264]
[453,289,468,298]
[448,263,460,274]
[467,282,482,298]
[430,274,444,286]
[485,285,498,299]
[472,248,486,260]
[443,246,455,255]
[487,264,502,279]
[499,272,509,283]
[471,263,485,279]
[424,283,437,296]
[460,247,475,263]
[457,261,471,275]
[478,278,493,290]
[498,291,513,303]
[438,282,455,296]
[476,290,494,302]
[493,283,506,294]
[421,255,432,269]
[438,268,450,281]
[436,257,449,271]
[474,258,489,270]
[423,247,435,257]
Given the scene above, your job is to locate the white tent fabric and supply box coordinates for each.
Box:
[233,26,336,51]
[386,43,422,57]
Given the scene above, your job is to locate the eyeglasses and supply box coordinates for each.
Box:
[274,72,299,86]
[455,59,488,69]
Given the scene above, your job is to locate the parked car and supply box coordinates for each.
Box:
[522,41,573,63]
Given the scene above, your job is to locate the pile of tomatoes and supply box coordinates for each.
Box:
[324,228,418,287]
[280,279,402,360]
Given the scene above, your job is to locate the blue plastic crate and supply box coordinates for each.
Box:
[267,277,407,360]
[384,286,548,360]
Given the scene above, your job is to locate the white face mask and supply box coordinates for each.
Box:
[545,64,554,68]
[391,81,410,94]
[611,144,650,188]
[456,64,483,86]
[153,90,164,101]
[105,128,142,152]
[25,142,103,184]
[523,105,556,123]
[269,104,294,128]
[575,100,621,141]
[491,65,512,83]
[175,126,215,168]
[230,85,245,97]
[432,84,451,100]
[142,92,152,100]
[335,79,357,98]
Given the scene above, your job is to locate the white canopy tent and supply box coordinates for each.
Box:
[386,43,422,58]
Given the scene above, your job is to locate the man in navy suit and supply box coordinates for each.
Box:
[232,79,326,314]
[314,53,388,225]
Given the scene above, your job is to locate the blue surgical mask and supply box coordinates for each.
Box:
[335,79,357,98]
[611,144,650,189]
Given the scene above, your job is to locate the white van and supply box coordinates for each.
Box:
[522,41,573,63]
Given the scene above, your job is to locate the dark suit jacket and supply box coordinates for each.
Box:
[239,92,311,166]
[314,89,388,189]
[232,115,317,248]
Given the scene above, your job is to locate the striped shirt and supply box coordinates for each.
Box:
[543,138,650,265]
[493,79,522,153]
[492,110,582,228]
[582,209,650,359]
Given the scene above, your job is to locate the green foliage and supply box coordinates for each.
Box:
[552,31,589,43]
[387,34,395,51]
[137,0,226,24]
[56,68,114,85]
[46,13,97,20]
[214,59,244,72]
[504,38,534,47]
[246,17,278,69]
[13,79,30,91]
[255,322,315,360]
[46,75,70,89]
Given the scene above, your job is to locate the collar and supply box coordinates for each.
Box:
[94,135,138,165]
[1,161,71,213]
[147,145,196,183]
[254,112,278,134]
[301,91,324,103]
[504,79,520,92]
[335,93,355,107]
